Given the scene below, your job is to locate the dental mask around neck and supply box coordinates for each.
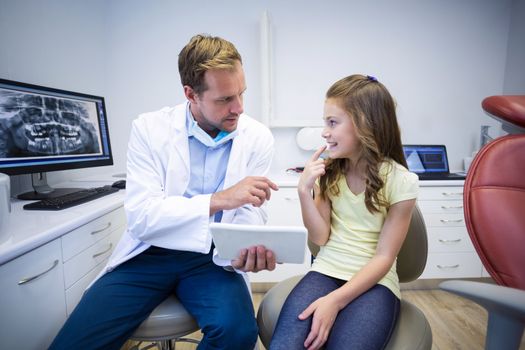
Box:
[188,116,238,148]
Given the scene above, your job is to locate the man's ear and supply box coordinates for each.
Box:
[183,85,198,103]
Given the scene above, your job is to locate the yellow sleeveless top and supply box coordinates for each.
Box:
[311,160,419,298]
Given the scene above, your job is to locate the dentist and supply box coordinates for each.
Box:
[50,34,278,350]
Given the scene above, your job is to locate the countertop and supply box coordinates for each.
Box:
[268,170,466,188]
[0,181,125,265]
[0,172,464,265]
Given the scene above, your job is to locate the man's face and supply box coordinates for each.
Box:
[185,60,246,137]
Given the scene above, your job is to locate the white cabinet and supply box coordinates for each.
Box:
[64,228,123,314]
[418,185,483,279]
[259,179,483,282]
[249,187,311,283]
[0,204,125,349]
[62,207,126,315]
[265,187,303,226]
[0,239,67,350]
[61,207,124,261]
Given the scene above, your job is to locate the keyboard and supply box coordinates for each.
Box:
[417,172,466,181]
[23,185,120,211]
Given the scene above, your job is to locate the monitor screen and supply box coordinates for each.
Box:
[403,145,449,174]
[0,78,113,176]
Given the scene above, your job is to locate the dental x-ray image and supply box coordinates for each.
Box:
[0,88,102,159]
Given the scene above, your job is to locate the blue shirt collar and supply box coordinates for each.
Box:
[185,102,238,148]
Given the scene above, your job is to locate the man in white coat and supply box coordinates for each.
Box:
[50,34,278,350]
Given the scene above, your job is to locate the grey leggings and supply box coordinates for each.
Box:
[270,271,400,350]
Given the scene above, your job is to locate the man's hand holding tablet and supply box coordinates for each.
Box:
[210,223,308,272]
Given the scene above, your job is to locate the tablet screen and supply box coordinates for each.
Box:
[210,223,307,264]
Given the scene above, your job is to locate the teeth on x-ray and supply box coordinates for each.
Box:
[0,90,100,157]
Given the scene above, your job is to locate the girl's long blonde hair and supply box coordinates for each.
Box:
[319,74,407,214]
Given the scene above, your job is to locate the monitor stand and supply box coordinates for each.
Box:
[17,172,84,200]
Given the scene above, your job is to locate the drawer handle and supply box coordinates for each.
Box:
[440,219,463,223]
[91,222,112,235]
[93,243,113,258]
[441,205,463,210]
[437,264,460,269]
[441,192,463,197]
[438,238,462,243]
[18,259,59,285]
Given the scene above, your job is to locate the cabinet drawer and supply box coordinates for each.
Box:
[427,227,474,252]
[0,239,66,349]
[65,259,107,316]
[423,213,465,227]
[419,187,464,200]
[63,229,121,288]
[417,200,463,214]
[266,187,303,226]
[421,252,482,279]
[62,207,125,262]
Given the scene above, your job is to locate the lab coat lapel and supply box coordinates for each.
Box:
[224,124,247,189]
[164,105,191,194]
[170,105,190,175]
[222,121,247,223]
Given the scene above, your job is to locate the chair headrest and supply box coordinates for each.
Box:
[464,135,525,289]
[482,95,525,134]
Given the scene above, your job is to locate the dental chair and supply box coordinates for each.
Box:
[257,206,432,349]
[439,95,525,350]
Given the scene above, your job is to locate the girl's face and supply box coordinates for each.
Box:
[321,98,361,160]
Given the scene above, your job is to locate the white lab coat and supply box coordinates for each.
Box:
[95,102,274,282]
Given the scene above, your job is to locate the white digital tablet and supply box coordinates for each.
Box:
[209,223,307,264]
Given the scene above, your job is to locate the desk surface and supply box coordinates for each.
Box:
[0,182,125,265]
[270,171,465,188]
[0,172,464,265]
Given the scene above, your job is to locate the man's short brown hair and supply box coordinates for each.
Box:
[178,34,242,95]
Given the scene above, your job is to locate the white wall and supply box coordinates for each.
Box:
[263,0,515,172]
[1,0,523,194]
[503,0,525,94]
[0,0,109,193]
[278,0,522,172]
[103,0,269,173]
[104,0,516,175]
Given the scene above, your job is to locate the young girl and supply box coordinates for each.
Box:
[270,74,418,350]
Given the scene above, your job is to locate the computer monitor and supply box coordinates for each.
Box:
[0,78,113,199]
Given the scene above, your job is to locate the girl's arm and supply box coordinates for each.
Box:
[297,146,331,246]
